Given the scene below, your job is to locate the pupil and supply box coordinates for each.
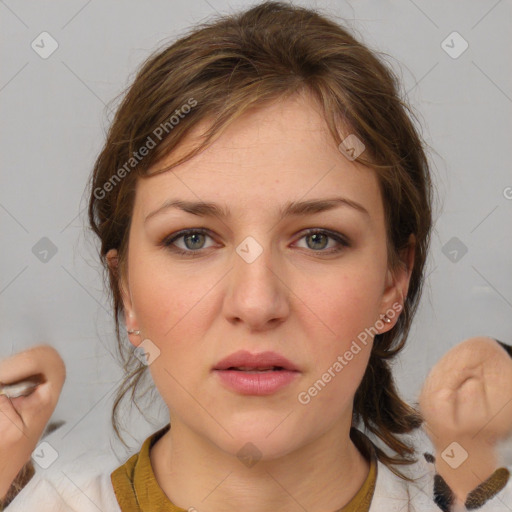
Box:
[308,233,327,250]
[183,233,327,251]
[186,233,204,250]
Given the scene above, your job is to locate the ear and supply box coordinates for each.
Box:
[378,234,415,333]
[106,249,139,344]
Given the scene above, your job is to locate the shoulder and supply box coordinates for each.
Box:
[5,469,120,512]
[5,444,121,511]
[370,453,435,511]
[368,428,512,511]
[356,427,436,511]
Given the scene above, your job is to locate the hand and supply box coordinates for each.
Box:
[0,345,66,500]
[419,336,512,504]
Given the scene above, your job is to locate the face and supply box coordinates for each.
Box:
[109,92,411,460]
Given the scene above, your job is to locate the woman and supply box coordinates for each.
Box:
[2,2,511,510]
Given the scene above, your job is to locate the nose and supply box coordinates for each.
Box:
[223,236,290,330]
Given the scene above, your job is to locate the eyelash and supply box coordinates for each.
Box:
[160,228,350,258]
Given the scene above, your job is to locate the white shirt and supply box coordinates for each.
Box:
[6,428,512,511]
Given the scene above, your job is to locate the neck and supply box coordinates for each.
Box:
[150,419,371,512]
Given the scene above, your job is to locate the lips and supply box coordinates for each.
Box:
[213,350,300,395]
[213,350,299,372]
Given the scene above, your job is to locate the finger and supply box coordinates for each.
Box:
[0,345,66,387]
[0,346,65,446]
[0,395,26,442]
[453,374,489,429]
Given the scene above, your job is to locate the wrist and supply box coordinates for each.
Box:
[0,468,20,501]
[433,438,500,501]
[0,461,35,509]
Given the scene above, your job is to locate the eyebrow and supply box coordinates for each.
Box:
[145,197,369,224]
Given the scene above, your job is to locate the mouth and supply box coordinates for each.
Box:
[224,366,288,372]
[212,351,300,395]
[213,350,300,373]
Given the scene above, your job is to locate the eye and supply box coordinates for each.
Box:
[294,229,350,254]
[161,228,216,257]
[161,227,350,257]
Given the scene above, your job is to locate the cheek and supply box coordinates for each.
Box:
[299,269,384,343]
[128,268,206,406]
[300,349,371,414]
[293,269,383,401]
[128,260,218,395]
[130,257,207,338]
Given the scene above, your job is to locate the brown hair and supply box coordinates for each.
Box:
[87,1,432,480]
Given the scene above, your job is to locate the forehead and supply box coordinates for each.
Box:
[134,93,383,223]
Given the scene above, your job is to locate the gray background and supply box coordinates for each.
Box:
[1,0,511,462]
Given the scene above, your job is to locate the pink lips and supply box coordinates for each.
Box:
[212,350,300,395]
[213,350,299,372]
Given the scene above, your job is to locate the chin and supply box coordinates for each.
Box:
[222,436,300,464]
[212,418,307,462]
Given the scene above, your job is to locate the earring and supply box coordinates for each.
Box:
[383,316,392,324]
[127,329,141,335]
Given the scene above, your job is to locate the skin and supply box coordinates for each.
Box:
[419,336,512,505]
[0,345,65,499]
[107,91,413,512]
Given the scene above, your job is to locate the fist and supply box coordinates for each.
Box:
[419,336,512,448]
[0,345,65,499]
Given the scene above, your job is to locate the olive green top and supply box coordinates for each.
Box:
[111,425,377,512]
